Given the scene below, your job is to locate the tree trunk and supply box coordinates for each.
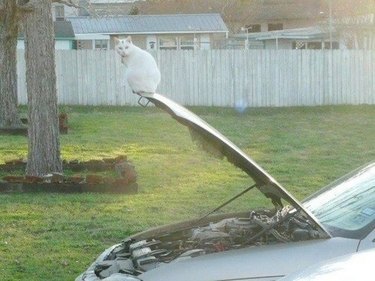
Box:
[24,0,62,176]
[0,0,23,129]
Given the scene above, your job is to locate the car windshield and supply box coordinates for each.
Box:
[303,163,375,239]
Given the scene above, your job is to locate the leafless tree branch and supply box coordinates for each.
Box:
[53,0,80,9]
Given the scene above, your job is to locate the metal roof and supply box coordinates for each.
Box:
[234,26,335,41]
[54,21,75,39]
[68,13,228,35]
[18,21,75,40]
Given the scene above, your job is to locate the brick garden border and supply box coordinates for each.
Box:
[0,155,138,194]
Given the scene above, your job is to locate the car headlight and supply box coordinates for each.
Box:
[76,272,142,281]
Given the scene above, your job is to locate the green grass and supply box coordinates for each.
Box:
[0,105,374,281]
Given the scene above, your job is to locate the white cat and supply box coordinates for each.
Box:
[114,36,161,94]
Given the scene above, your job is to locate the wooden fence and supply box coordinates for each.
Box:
[16,49,375,107]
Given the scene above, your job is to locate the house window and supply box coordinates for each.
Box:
[94,40,108,50]
[76,40,92,50]
[245,24,261,33]
[307,42,323,49]
[293,41,340,50]
[55,5,65,21]
[180,35,195,50]
[159,37,177,50]
[323,41,339,49]
[268,23,283,31]
[293,41,307,49]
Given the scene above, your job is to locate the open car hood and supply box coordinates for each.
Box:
[138,93,328,234]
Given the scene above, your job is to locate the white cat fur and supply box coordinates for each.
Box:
[114,36,161,94]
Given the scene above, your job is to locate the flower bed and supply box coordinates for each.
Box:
[0,155,138,194]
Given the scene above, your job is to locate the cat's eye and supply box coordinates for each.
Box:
[118,47,123,50]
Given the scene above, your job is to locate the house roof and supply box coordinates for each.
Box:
[18,21,75,40]
[234,26,335,41]
[68,13,229,35]
[54,21,75,39]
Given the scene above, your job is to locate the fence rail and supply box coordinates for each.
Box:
[17,49,375,107]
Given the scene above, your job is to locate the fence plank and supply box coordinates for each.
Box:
[16,49,375,107]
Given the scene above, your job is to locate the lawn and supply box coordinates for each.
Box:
[0,104,374,281]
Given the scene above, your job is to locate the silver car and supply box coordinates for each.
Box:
[76,93,375,281]
[279,248,375,281]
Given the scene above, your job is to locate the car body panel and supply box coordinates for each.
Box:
[357,228,375,251]
[77,238,359,281]
[279,248,375,281]
[137,93,329,235]
[139,238,358,281]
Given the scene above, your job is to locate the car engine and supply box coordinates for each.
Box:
[93,207,323,279]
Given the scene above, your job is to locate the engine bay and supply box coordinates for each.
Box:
[93,207,324,279]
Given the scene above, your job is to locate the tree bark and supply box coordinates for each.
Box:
[24,0,62,176]
[0,0,23,129]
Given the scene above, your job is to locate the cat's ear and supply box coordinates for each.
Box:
[125,36,132,44]
[114,37,120,44]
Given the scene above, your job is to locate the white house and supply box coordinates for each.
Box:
[68,13,229,50]
[17,21,75,50]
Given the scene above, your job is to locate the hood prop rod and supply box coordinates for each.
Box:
[197,183,257,223]
[138,96,151,107]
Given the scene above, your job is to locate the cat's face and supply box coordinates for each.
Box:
[115,36,133,57]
